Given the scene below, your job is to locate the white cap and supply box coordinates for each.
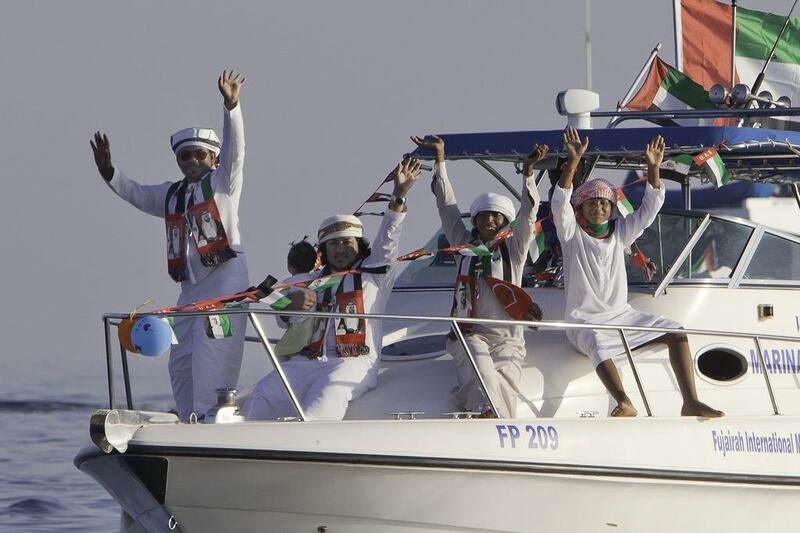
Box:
[170,127,221,155]
[469,192,515,222]
[317,215,364,244]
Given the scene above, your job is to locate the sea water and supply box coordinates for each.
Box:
[0,343,272,532]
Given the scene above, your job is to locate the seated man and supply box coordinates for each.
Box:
[412,134,547,418]
[244,156,421,420]
[551,128,723,418]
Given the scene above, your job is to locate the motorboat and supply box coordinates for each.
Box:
[75,99,800,532]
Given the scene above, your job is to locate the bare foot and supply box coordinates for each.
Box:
[610,402,637,417]
[681,401,724,418]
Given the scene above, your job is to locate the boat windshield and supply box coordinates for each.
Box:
[628,213,754,286]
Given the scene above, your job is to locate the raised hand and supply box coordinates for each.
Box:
[410,134,445,163]
[522,143,549,177]
[563,127,589,161]
[218,70,246,110]
[90,131,114,181]
[392,155,422,198]
[644,135,665,168]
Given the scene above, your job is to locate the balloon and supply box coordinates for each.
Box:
[131,316,174,357]
[118,318,139,353]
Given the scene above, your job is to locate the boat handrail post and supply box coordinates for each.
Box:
[103,316,116,410]
[248,312,308,421]
[752,336,780,415]
[450,320,501,417]
[619,328,653,417]
[119,340,134,410]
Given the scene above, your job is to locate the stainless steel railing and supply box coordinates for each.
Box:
[102,307,800,418]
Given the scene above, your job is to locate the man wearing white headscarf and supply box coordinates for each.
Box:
[90,70,249,421]
[412,135,547,418]
[244,156,421,421]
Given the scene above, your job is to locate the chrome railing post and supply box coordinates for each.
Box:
[619,328,653,417]
[248,312,307,421]
[103,317,116,410]
[753,336,780,415]
[119,341,134,410]
[450,320,501,417]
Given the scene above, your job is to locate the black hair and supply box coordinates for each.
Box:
[319,237,371,267]
[287,239,317,274]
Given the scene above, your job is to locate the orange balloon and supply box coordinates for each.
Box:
[118,318,140,353]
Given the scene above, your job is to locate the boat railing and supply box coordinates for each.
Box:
[101,307,800,420]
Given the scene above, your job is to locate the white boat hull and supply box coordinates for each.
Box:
[76,416,800,532]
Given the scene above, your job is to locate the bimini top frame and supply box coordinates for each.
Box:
[409,123,800,184]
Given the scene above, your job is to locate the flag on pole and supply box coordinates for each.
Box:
[615,188,635,218]
[692,147,731,187]
[677,0,800,125]
[624,56,716,126]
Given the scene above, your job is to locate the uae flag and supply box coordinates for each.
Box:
[258,287,292,310]
[206,314,233,339]
[457,244,492,257]
[305,274,344,292]
[366,192,393,203]
[693,147,731,187]
[660,153,694,182]
[615,189,635,218]
[624,56,716,126]
[677,0,800,126]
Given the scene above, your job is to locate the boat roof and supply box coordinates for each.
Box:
[409,126,800,184]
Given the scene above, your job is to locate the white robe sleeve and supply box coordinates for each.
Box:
[615,183,665,247]
[106,167,174,218]
[506,174,540,265]
[551,184,577,243]
[213,103,245,197]
[431,161,472,247]
[362,209,405,288]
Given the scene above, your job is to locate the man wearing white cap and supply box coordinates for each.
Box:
[244,157,421,421]
[90,70,249,421]
[412,135,547,418]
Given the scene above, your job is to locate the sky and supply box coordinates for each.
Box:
[0,0,793,389]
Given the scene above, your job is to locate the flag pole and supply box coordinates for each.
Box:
[609,43,662,127]
[750,0,799,96]
[673,0,683,69]
[585,0,593,90]
[615,44,662,110]
[731,0,737,91]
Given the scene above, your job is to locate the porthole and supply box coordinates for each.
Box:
[696,346,748,383]
[381,334,448,361]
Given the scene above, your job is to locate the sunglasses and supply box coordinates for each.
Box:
[178,148,212,162]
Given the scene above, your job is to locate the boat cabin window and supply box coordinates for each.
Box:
[625,213,703,285]
[743,232,800,282]
[671,218,753,281]
[395,230,457,288]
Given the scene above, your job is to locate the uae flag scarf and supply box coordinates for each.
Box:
[164,172,237,282]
